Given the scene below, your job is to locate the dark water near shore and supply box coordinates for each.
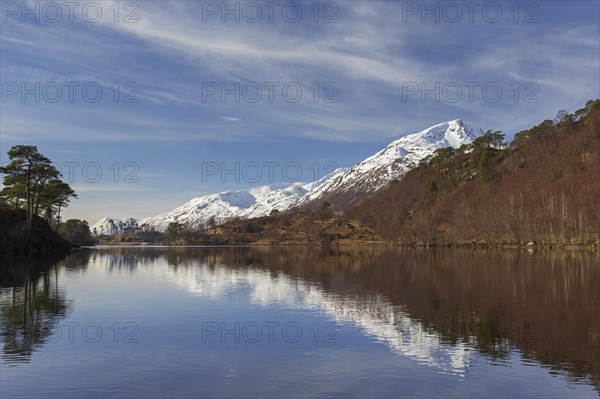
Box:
[1,247,599,398]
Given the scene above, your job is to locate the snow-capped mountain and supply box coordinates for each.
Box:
[90,217,139,235]
[90,217,122,235]
[142,119,482,231]
[295,119,483,210]
[141,171,342,232]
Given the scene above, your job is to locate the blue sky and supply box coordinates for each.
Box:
[1,0,599,223]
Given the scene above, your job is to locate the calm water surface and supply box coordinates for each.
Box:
[1,247,599,398]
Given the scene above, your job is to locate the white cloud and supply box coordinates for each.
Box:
[2,1,598,144]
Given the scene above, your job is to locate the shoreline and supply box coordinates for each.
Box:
[91,240,600,251]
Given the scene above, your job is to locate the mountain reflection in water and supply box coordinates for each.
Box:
[1,247,598,396]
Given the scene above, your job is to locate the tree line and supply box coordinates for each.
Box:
[0,145,97,245]
[1,145,76,229]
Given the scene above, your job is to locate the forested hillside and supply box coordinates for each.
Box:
[346,100,600,246]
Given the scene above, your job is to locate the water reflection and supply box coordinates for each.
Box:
[83,246,600,388]
[159,251,476,376]
[0,254,77,364]
[2,246,598,394]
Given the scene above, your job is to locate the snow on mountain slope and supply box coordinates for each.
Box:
[142,119,482,231]
[142,169,344,232]
[90,217,121,235]
[295,119,483,209]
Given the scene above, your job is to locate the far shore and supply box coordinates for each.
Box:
[91,240,600,250]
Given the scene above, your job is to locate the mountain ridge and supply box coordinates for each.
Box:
[345,101,600,245]
[111,119,483,232]
[295,119,483,210]
[139,170,343,232]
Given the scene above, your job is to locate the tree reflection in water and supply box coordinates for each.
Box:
[1,246,598,393]
[120,246,599,389]
[0,251,90,364]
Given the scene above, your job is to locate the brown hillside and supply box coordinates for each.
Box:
[345,100,600,246]
[164,213,382,246]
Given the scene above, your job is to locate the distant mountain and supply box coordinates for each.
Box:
[90,217,122,235]
[142,120,483,231]
[141,172,340,232]
[295,119,483,210]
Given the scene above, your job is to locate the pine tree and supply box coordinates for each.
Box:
[0,145,74,229]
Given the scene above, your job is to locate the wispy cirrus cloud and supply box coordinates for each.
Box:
[222,117,242,122]
[1,0,598,222]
